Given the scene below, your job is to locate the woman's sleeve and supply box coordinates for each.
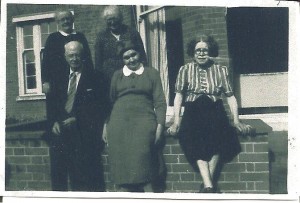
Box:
[174,65,187,94]
[109,71,119,103]
[220,66,234,97]
[152,70,167,125]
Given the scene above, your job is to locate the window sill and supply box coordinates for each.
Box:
[239,71,288,77]
[16,94,46,101]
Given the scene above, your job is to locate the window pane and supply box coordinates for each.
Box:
[23,25,33,36]
[227,7,288,74]
[26,63,36,76]
[26,76,37,89]
[24,36,33,49]
[41,33,49,47]
[24,50,35,63]
[49,21,57,32]
[40,22,48,33]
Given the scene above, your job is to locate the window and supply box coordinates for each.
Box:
[13,12,58,101]
[227,7,288,74]
[227,7,288,110]
[137,6,185,106]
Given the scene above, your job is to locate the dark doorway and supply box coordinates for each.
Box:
[165,18,184,105]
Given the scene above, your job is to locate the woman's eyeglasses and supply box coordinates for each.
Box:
[194,48,209,55]
[123,52,138,60]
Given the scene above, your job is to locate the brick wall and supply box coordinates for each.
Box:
[5,131,51,190]
[5,129,269,193]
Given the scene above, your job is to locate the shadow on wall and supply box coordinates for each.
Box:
[5,160,11,188]
[269,131,288,194]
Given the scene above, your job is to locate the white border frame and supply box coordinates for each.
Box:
[1,0,300,202]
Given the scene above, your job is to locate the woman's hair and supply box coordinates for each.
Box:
[116,40,139,58]
[102,5,123,21]
[186,33,219,58]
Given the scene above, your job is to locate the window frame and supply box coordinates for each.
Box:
[13,11,75,101]
[137,6,186,119]
[13,12,58,101]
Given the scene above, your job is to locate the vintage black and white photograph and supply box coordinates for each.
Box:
[2,0,300,201]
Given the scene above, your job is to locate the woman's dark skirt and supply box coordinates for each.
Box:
[178,95,241,167]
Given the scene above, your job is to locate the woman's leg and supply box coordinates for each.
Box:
[197,154,220,192]
[196,159,213,188]
[208,154,219,181]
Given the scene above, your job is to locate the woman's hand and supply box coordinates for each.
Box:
[234,121,253,135]
[102,123,108,144]
[167,121,180,136]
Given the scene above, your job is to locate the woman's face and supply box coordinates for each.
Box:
[123,49,141,71]
[194,41,209,66]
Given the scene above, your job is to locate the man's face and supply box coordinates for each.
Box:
[56,11,74,34]
[105,13,122,33]
[65,45,83,72]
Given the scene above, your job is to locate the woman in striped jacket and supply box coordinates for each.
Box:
[168,34,252,193]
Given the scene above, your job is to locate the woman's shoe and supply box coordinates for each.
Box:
[200,187,215,193]
[199,183,204,193]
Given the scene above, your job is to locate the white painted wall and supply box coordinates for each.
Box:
[238,72,288,108]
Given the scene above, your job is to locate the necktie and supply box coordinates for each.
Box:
[65,73,77,113]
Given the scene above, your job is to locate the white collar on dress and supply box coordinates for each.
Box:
[59,30,77,36]
[123,64,144,76]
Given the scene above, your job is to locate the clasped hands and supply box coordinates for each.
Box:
[52,117,76,135]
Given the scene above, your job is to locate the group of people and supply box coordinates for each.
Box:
[42,6,251,193]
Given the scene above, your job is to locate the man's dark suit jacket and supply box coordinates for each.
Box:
[47,64,108,191]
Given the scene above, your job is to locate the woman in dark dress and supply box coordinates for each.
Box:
[102,40,166,192]
[168,34,252,193]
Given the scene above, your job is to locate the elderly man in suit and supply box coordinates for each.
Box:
[48,40,106,191]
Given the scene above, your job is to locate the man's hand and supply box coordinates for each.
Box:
[102,123,108,144]
[62,117,76,128]
[52,122,61,135]
[42,82,50,94]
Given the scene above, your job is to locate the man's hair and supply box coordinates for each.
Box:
[102,5,123,21]
[55,9,74,21]
[64,41,83,54]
